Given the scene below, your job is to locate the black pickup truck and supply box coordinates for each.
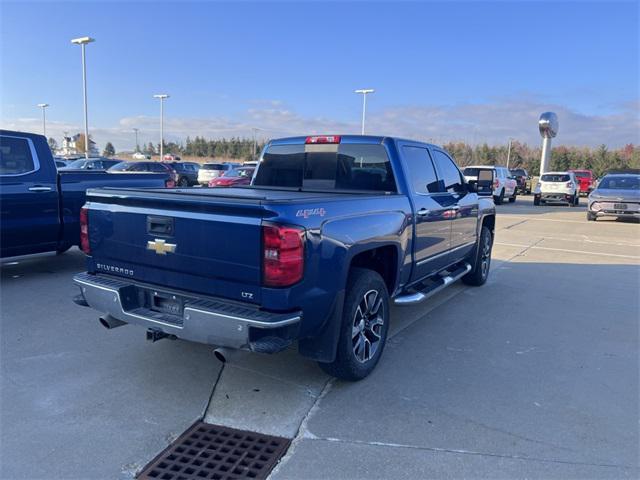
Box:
[74,135,496,380]
[0,130,175,258]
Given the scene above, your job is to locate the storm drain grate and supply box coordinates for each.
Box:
[137,422,290,480]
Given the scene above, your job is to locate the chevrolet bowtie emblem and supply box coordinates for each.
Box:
[147,239,176,255]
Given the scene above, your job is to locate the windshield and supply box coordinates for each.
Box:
[573,171,590,178]
[253,143,396,192]
[597,176,639,190]
[202,164,226,170]
[66,159,87,168]
[510,169,526,176]
[541,174,570,182]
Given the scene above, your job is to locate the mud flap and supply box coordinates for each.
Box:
[298,289,345,363]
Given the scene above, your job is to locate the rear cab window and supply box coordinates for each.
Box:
[0,136,37,175]
[254,142,397,193]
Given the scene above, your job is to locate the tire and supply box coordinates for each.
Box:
[318,268,390,381]
[178,177,189,187]
[570,194,578,207]
[494,189,505,205]
[533,197,540,206]
[508,193,517,203]
[462,226,493,286]
[587,212,596,221]
[574,194,579,206]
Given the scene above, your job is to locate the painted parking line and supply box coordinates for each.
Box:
[495,242,640,260]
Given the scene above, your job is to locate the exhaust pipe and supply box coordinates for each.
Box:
[213,347,240,364]
[99,314,126,330]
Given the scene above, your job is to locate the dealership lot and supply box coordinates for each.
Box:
[1,202,638,479]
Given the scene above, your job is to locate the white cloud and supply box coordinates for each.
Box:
[2,98,637,152]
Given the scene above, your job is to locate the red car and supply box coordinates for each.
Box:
[208,166,255,187]
[569,169,595,195]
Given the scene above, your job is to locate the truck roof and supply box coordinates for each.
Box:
[268,134,438,148]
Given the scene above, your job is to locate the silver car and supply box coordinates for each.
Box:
[587,174,640,221]
[197,163,234,185]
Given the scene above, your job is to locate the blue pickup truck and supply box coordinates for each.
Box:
[73,135,496,380]
[0,130,175,258]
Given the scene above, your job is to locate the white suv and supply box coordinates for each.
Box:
[463,165,517,205]
[533,171,579,206]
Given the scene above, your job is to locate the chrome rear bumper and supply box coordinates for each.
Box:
[73,272,301,350]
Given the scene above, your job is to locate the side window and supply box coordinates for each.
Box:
[401,146,439,194]
[432,150,464,193]
[0,136,36,175]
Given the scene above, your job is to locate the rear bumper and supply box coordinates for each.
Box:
[537,192,574,203]
[73,272,301,351]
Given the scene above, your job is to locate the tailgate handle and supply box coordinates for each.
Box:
[147,216,174,235]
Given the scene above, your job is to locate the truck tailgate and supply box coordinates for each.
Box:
[85,188,272,303]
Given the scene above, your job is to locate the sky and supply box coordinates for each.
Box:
[1,0,638,151]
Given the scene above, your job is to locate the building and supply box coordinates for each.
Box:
[57,133,99,157]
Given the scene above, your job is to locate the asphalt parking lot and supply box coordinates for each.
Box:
[1,201,639,479]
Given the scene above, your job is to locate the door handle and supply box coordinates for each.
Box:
[28,186,52,192]
[417,208,430,216]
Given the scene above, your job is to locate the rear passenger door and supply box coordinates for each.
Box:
[431,149,478,263]
[0,134,60,257]
[399,144,453,281]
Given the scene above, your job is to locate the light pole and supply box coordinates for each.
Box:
[354,88,374,135]
[133,128,139,152]
[37,103,49,137]
[506,138,513,169]
[71,36,95,159]
[153,94,169,160]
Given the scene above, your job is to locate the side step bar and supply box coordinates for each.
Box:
[393,262,472,306]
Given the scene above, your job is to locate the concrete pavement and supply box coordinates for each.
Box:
[1,201,638,479]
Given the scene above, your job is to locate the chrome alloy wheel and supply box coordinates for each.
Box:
[352,289,385,363]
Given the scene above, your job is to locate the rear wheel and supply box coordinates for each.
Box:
[318,268,390,381]
[587,212,596,221]
[533,197,540,206]
[508,193,517,203]
[463,226,493,286]
[570,193,578,207]
[494,189,505,205]
[178,177,189,187]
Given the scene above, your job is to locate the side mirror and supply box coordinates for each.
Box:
[468,168,494,196]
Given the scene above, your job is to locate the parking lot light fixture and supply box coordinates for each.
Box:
[37,103,49,137]
[133,128,139,152]
[153,94,169,160]
[354,89,375,135]
[71,36,95,159]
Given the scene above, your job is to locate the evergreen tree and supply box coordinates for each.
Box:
[103,142,116,157]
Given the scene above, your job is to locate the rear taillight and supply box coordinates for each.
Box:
[165,179,176,188]
[565,181,573,187]
[262,224,304,287]
[305,135,341,144]
[493,178,499,189]
[80,207,90,254]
